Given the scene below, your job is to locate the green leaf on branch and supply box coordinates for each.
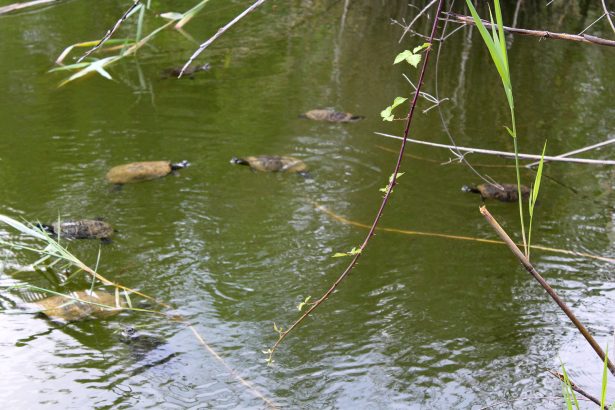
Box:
[296,296,311,311]
[332,246,362,258]
[380,172,404,194]
[380,97,407,121]
[394,43,430,67]
[413,43,431,53]
[504,125,514,138]
[393,50,421,67]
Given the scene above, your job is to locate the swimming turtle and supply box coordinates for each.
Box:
[106,160,190,185]
[119,326,165,354]
[36,290,123,322]
[462,183,531,202]
[38,219,114,242]
[162,63,211,78]
[230,155,309,176]
[300,109,364,123]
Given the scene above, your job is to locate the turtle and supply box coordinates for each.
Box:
[230,155,309,177]
[36,290,124,322]
[38,219,114,242]
[462,183,531,202]
[119,326,166,355]
[162,63,211,78]
[106,160,190,185]
[299,109,364,123]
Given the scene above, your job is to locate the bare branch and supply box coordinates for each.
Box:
[601,0,615,34]
[76,0,141,63]
[266,0,446,361]
[480,206,615,377]
[398,0,438,42]
[443,12,615,47]
[548,370,607,409]
[527,138,615,167]
[179,0,268,78]
[375,133,615,165]
[0,0,58,15]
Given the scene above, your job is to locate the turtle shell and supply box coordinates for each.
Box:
[477,183,531,202]
[239,156,308,173]
[51,220,113,240]
[36,290,123,322]
[302,109,364,123]
[106,161,173,184]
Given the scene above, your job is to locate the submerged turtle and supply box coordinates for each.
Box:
[106,160,190,185]
[162,63,211,78]
[36,290,123,322]
[38,219,114,242]
[300,109,364,123]
[462,183,531,202]
[119,326,165,355]
[230,155,309,176]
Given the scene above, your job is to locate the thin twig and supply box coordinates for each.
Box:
[433,0,499,189]
[375,133,615,165]
[266,0,446,360]
[398,0,438,42]
[443,12,615,47]
[77,0,141,63]
[527,138,615,167]
[579,14,606,35]
[548,370,607,409]
[187,325,278,408]
[0,0,57,15]
[179,0,267,77]
[315,203,615,264]
[480,206,615,376]
[601,0,615,34]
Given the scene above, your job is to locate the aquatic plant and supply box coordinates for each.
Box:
[0,214,277,406]
[0,214,168,313]
[50,0,212,86]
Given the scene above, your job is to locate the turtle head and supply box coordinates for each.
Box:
[461,185,479,194]
[230,157,248,166]
[349,115,365,122]
[171,160,190,170]
[36,223,54,235]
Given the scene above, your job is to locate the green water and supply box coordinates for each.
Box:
[0,0,613,408]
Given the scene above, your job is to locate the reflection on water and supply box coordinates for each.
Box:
[0,0,614,408]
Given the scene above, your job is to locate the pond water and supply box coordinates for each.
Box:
[0,0,614,408]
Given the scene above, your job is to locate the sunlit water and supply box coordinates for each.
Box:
[0,0,613,408]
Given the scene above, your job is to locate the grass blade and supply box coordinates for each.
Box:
[527,141,547,260]
[601,345,609,408]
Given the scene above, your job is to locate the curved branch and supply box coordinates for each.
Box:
[266,0,446,360]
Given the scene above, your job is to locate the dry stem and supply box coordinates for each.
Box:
[375,133,615,165]
[443,12,615,47]
[548,370,607,408]
[77,0,141,63]
[0,0,57,15]
[178,0,268,77]
[480,206,615,376]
